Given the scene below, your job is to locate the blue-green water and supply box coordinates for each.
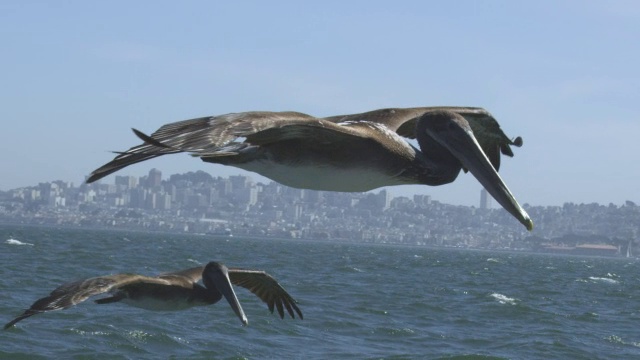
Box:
[1,225,639,359]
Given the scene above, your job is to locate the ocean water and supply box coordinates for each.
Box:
[1,225,639,359]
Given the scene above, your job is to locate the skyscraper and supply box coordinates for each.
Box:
[148,168,162,187]
[480,189,492,209]
[115,175,138,188]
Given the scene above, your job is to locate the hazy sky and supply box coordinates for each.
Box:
[2,1,639,207]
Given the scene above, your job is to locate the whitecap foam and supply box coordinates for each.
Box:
[5,238,34,246]
[605,334,640,347]
[589,276,619,284]
[126,329,152,341]
[490,293,518,305]
[71,328,110,336]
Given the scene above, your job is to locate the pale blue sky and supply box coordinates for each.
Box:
[2,1,639,206]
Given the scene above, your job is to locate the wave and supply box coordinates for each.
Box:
[490,293,518,305]
[605,334,640,348]
[343,266,363,273]
[5,238,34,246]
[588,276,619,284]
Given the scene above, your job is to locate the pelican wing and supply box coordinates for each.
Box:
[134,111,319,153]
[4,274,161,328]
[323,107,429,135]
[87,111,318,183]
[228,269,303,320]
[157,265,205,284]
[464,114,523,171]
[232,119,372,147]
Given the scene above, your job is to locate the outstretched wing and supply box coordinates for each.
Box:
[228,269,303,320]
[86,111,318,183]
[86,106,523,183]
[4,274,156,329]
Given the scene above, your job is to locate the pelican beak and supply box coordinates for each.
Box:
[442,126,533,231]
[206,263,249,325]
[219,276,249,326]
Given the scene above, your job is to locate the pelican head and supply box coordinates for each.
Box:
[202,262,249,325]
[417,110,533,231]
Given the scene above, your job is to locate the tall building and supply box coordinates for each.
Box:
[218,178,233,196]
[148,168,162,187]
[413,194,431,206]
[235,184,259,206]
[376,189,392,210]
[157,193,172,210]
[115,175,138,188]
[480,189,492,209]
[229,175,252,190]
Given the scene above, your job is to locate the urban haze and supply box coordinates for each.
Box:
[1,169,638,257]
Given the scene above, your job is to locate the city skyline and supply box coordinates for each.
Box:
[5,167,493,209]
[2,166,637,256]
[3,166,636,211]
[2,1,639,206]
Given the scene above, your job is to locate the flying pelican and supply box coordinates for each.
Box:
[87,107,533,230]
[4,262,302,329]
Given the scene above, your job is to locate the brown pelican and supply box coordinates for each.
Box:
[87,107,533,230]
[4,262,302,329]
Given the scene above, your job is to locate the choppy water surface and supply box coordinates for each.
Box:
[1,225,639,359]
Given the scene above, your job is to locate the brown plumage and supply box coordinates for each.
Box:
[87,107,532,230]
[5,262,302,329]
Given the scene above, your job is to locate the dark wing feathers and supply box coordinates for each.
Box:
[87,112,317,183]
[228,269,303,320]
[4,274,148,329]
[324,106,522,172]
[464,113,522,172]
[157,265,205,283]
[323,107,427,134]
[240,122,371,148]
[327,106,488,139]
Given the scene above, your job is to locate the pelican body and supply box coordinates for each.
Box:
[87,107,532,230]
[4,262,302,329]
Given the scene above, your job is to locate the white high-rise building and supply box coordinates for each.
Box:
[480,189,492,209]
